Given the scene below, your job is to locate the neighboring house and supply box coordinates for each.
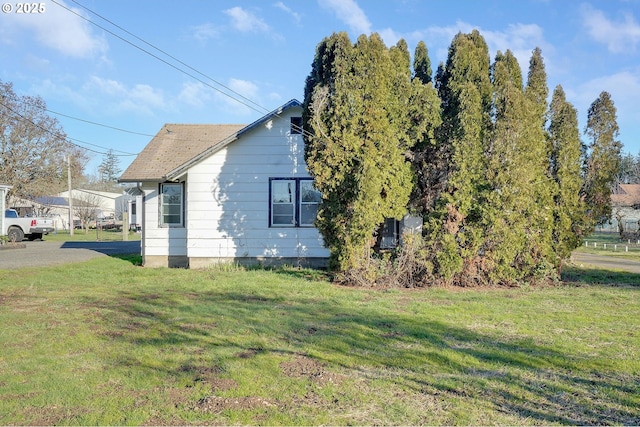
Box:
[120,99,420,269]
[609,183,640,233]
[55,189,125,220]
[16,189,131,231]
[32,196,81,231]
[123,187,144,231]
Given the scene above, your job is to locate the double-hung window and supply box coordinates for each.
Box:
[160,182,184,226]
[269,178,320,227]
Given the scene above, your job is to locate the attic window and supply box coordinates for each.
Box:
[290,117,302,135]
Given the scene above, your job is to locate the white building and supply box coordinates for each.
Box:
[120,100,330,268]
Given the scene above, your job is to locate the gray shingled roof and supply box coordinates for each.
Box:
[119,123,246,182]
[119,99,303,183]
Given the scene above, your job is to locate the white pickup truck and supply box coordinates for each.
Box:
[3,209,55,241]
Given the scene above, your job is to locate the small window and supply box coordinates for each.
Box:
[269,178,319,227]
[290,117,303,134]
[160,182,183,226]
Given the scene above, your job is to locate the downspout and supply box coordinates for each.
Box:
[137,182,145,263]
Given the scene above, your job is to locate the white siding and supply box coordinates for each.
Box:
[140,185,188,257]
[186,108,329,262]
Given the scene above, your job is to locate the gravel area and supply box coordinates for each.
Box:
[0,240,141,270]
[570,252,640,274]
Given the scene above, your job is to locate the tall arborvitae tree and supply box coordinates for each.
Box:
[548,85,585,262]
[583,91,622,227]
[425,30,493,284]
[409,42,442,213]
[524,47,556,262]
[303,33,418,274]
[484,49,534,283]
[413,41,432,84]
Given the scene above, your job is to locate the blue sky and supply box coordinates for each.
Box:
[1,0,639,175]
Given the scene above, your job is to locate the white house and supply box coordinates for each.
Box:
[120,100,330,268]
[120,100,420,269]
[55,189,125,220]
[609,183,640,233]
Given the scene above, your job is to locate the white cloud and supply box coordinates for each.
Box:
[482,23,549,71]
[574,70,640,121]
[581,4,640,54]
[274,2,301,25]
[79,76,166,116]
[390,21,550,74]
[190,23,220,42]
[228,78,258,97]
[377,28,403,47]
[178,81,214,107]
[319,0,371,35]
[215,78,260,115]
[224,7,270,33]
[0,0,107,58]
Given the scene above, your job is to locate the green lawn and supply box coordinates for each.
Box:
[0,255,638,425]
[578,231,640,260]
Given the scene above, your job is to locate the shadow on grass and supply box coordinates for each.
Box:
[61,241,140,255]
[270,266,332,282]
[82,284,640,425]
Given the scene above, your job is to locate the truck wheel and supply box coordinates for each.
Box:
[7,227,24,242]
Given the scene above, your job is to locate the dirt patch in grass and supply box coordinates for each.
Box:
[191,355,345,416]
[177,363,238,392]
[280,355,344,386]
[235,347,265,359]
[194,395,276,413]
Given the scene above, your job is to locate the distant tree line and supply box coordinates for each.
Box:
[302,30,622,286]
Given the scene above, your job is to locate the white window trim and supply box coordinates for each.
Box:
[159,182,184,227]
[269,178,319,228]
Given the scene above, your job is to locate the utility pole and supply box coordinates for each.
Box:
[68,155,74,236]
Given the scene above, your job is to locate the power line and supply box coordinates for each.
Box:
[46,107,156,138]
[68,0,271,117]
[0,99,138,156]
[51,0,270,117]
[57,0,318,142]
[45,0,317,151]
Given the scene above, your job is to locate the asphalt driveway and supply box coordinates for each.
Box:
[0,240,140,270]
